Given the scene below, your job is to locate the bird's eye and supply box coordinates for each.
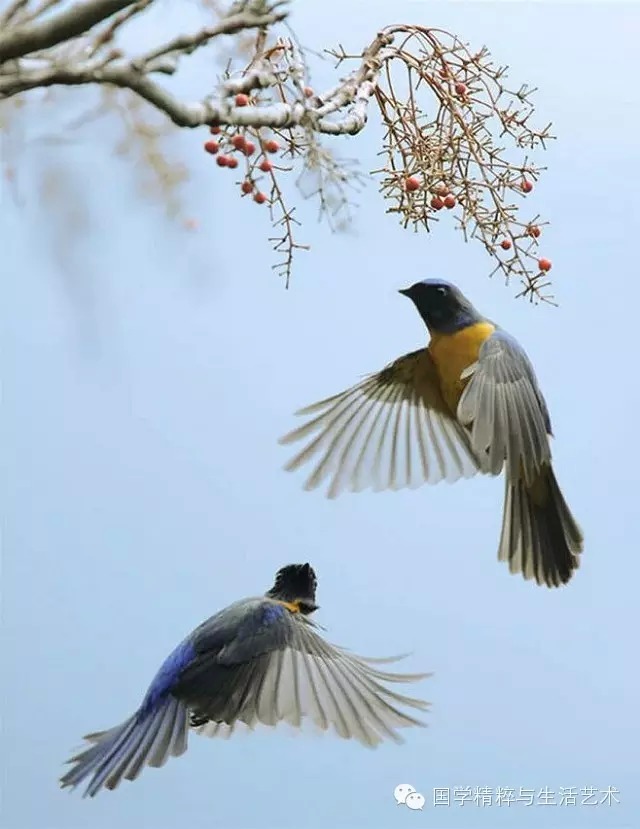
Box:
[437,286,448,296]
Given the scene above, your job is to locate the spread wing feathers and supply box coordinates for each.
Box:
[279,349,479,498]
[457,331,552,484]
[182,617,430,748]
[60,696,189,798]
[193,719,256,740]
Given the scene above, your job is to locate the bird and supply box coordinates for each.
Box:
[279,280,584,588]
[60,563,430,798]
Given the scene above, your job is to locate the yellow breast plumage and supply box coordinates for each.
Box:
[428,321,496,414]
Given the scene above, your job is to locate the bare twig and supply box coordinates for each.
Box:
[0,0,138,62]
[0,2,556,298]
[24,0,67,23]
[136,4,288,68]
[87,0,153,59]
[0,0,30,27]
[361,24,555,301]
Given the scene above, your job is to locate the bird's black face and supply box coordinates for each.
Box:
[399,280,476,333]
[296,599,319,615]
[266,563,319,614]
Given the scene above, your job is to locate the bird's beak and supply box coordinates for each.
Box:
[398,287,412,298]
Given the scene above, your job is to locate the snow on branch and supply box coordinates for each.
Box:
[0,0,557,300]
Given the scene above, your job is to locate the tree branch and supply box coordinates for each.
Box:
[134,4,289,68]
[0,22,383,135]
[0,0,30,27]
[0,0,137,63]
[86,0,154,58]
[0,5,556,298]
[0,56,379,133]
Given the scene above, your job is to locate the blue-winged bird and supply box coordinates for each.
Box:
[60,563,429,797]
[279,281,584,588]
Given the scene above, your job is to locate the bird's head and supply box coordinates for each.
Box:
[398,279,481,333]
[266,563,319,614]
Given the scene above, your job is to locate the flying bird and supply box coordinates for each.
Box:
[60,563,430,797]
[279,280,584,588]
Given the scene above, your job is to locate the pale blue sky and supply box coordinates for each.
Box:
[2,2,639,828]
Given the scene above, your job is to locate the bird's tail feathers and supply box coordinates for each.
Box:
[60,696,189,797]
[499,465,583,588]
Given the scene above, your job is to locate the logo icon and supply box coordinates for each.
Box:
[394,784,425,810]
[406,792,425,810]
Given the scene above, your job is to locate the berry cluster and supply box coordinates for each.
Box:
[361,24,558,301]
[402,175,552,274]
[203,123,283,206]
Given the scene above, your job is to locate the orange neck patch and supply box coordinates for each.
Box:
[276,600,302,614]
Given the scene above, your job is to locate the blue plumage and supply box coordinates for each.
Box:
[413,277,455,289]
[60,567,320,798]
[260,604,286,626]
[139,638,196,717]
[61,564,430,798]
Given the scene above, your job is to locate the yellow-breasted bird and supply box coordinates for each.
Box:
[279,279,584,588]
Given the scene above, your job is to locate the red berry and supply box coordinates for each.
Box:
[438,68,448,79]
[254,192,267,204]
[259,159,273,173]
[227,156,238,169]
[264,139,280,153]
[521,179,533,193]
[235,93,249,107]
[231,134,246,150]
[538,258,552,272]
[528,225,541,238]
[500,239,512,250]
[405,176,420,192]
[241,180,253,194]
[444,194,456,209]
[204,140,219,155]
[209,126,221,135]
[433,183,449,197]
[455,82,467,96]
[303,87,314,98]
[430,196,444,210]
[216,155,229,167]
[243,141,256,156]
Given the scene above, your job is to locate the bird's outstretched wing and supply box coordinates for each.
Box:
[279,349,479,498]
[176,603,431,748]
[456,329,553,484]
